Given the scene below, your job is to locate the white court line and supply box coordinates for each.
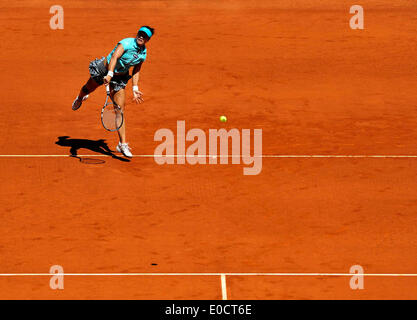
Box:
[0,273,416,276]
[221,274,228,300]
[1,154,417,158]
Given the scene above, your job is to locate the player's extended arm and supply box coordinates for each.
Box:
[132,62,144,103]
[103,44,124,85]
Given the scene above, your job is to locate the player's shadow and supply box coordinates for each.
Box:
[55,136,130,162]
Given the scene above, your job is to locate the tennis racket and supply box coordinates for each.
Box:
[101,85,124,132]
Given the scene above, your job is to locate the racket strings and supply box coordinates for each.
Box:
[102,103,123,131]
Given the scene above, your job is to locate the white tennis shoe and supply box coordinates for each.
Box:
[71,95,89,111]
[116,142,133,158]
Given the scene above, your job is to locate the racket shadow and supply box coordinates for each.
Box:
[55,136,130,162]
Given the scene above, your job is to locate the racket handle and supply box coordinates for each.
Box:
[105,84,110,94]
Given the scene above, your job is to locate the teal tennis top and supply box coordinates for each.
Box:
[106,38,147,73]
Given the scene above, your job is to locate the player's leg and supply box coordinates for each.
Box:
[113,88,126,143]
[78,77,100,100]
[113,88,132,158]
[72,57,107,111]
[72,77,101,110]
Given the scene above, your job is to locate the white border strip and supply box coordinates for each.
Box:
[221,274,228,300]
[0,273,416,276]
[1,155,417,158]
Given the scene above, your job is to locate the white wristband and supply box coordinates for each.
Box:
[133,85,139,92]
[107,70,114,77]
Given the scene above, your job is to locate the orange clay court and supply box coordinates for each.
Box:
[1,0,417,299]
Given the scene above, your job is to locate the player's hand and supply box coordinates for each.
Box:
[103,75,112,85]
[133,89,144,104]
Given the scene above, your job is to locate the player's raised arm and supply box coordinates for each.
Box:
[132,61,144,104]
[103,44,124,85]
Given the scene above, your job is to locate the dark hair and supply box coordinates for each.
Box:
[137,26,155,41]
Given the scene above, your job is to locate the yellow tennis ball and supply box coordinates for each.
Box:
[220,115,227,123]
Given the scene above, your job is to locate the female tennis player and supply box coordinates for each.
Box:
[71,26,155,158]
